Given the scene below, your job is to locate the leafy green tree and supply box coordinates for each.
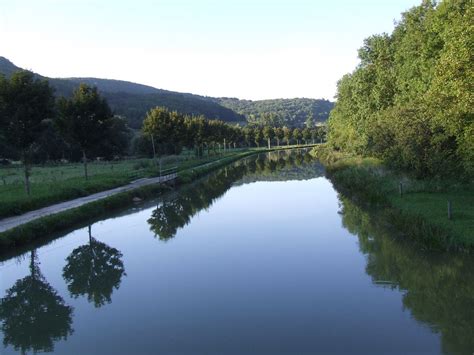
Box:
[243,126,255,147]
[274,127,284,146]
[253,127,263,147]
[262,126,275,148]
[57,84,114,179]
[283,126,291,146]
[0,71,55,194]
[302,128,311,144]
[292,128,302,145]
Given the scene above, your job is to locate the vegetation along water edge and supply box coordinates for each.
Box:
[312,145,473,251]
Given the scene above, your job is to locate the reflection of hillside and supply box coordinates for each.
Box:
[340,197,474,355]
[148,150,322,241]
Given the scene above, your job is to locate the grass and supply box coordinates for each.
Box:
[0,150,253,218]
[312,145,474,250]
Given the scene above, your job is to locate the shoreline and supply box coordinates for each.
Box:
[311,145,473,251]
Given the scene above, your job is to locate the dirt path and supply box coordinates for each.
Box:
[0,172,177,233]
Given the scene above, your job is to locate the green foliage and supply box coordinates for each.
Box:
[328,0,473,178]
[217,97,334,127]
[0,70,55,194]
[0,57,245,129]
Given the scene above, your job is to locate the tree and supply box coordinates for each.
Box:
[292,128,302,145]
[274,127,284,146]
[63,225,126,307]
[262,126,275,148]
[253,127,263,147]
[243,127,254,147]
[0,250,73,353]
[283,126,291,146]
[57,84,114,179]
[0,71,55,195]
[302,128,311,144]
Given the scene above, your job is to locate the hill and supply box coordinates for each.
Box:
[0,57,244,128]
[0,56,333,128]
[216,97,334,126]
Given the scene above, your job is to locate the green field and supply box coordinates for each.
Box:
[0,149,251,218]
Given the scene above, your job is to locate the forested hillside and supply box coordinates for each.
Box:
[328,0,473,178]
[0,57,244,128]
[216,97,333,127]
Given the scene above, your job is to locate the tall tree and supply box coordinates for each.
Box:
[283,126,291,146]
[292,128,302,145]
[57,84,114,179]
[0,71,55,195]
[262,126,275,148]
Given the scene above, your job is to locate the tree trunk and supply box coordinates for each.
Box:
[82,150,88,180]
[23,161,31,196]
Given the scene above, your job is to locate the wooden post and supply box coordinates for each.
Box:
[268,137,271,149]
[447,200,452,220]
[223,138,226,154]
[399,182,403,197]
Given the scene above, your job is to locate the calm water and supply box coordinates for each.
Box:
[0,150,472,354]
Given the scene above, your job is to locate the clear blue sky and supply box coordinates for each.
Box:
[0,0,421,100]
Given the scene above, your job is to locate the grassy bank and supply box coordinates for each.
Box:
[0,145,310,249]
[0,145,314,219]
[0,150,251,218]
[312,145,474,250]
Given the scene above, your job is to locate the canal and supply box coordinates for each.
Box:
[0,150,472,354]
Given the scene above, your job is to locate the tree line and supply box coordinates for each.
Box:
[327,0,473,178]
[138,106,326,158]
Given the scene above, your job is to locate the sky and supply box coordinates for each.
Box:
[0,0,421,100]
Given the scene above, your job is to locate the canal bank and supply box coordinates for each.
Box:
[311,145,474,251]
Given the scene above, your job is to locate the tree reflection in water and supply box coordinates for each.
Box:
[340,196,474,355]
[63,225,126,308]
[148,150,323,241]
[0,250,73,353]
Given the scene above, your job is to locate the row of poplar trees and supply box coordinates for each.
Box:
[140,107,326,157]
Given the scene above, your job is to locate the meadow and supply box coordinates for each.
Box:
[0,149,252,218]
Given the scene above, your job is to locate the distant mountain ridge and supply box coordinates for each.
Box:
[0,56,333,128]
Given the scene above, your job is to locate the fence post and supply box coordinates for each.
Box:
[447,200,452,220]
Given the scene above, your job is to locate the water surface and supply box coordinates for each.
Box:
[0,150,472,354]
